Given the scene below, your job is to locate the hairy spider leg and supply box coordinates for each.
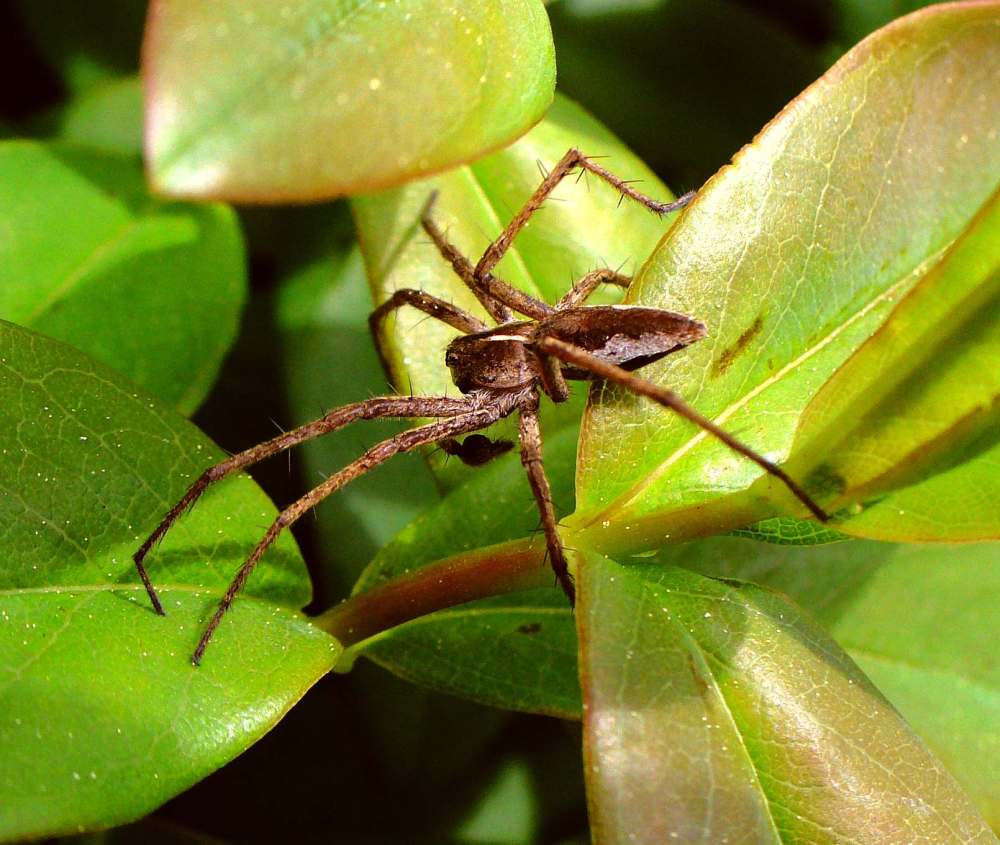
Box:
[518,398,574,602]
[420,197,551,321]
[369,288,487,381]
[133,395,478,615]
[473,148,696,283]
[191,402,511,664]
[556,268,632,309]
[537,336,829,522]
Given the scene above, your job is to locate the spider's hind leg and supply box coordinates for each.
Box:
[192,403,505,664]
[518,399,575,603]
[537,335,830,524]
[133,395,476,616]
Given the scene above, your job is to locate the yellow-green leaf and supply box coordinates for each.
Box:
[145,0,555,200]
[571,3,1000,552]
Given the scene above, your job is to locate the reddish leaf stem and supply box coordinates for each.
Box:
[315,538,551,647]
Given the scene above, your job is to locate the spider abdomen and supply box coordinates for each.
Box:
[535,306,706,378]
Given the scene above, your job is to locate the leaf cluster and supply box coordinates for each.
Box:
[0,1,998,843]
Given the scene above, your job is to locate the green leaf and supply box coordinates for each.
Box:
[571,4,1000,552]
[353,92,682,485]
[0,321,339,840]
[144,0,555,201]
[0,140,246,415]
[360,588,578,718]
[793,541,1000,828]
[57,75,143,156]
[730,516,851,546]
[790,185,1000,540]
[794,187,1000,539]
[840,436,1000,540]
[578,555,997,844]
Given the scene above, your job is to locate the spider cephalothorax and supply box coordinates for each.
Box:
[133,148,826,664]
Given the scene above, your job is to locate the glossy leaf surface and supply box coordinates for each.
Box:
[0,140,245,415]
[0,322,339,839]
[145,0,555,200]
[572,3,1000,551]
[578,555,997,844]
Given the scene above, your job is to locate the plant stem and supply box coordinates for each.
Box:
[315,537,551,648]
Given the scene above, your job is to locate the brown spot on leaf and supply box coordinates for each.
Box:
[712,315,764,376]
[517,622,542,635]
[806,464,847,497]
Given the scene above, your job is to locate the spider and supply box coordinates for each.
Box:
[132,149,828,664]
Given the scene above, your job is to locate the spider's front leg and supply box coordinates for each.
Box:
[420,196,551,322]
[368,288,487,381]
[518,396,575,603]
[474,148,695,283]
[556,268,632,309]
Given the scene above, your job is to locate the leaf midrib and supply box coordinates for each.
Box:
[659,595,787,844]
[22,219,141,325]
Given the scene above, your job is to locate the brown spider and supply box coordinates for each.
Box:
[133,149,828,665]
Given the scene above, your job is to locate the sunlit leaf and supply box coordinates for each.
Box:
[571,3,1000,552]
[145,0,555,200]
[796,187,1000,539]
[653,533,1000,825]
[840,436,1000,540]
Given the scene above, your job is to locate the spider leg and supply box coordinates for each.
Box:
[191,403,506,664]
[518,397,575,604]
[536,336,829,522]
[133,394,478,615]
[536,351,570,403]
[556,268,632,309]
[369,288,488,381]
[474,148,695,282]
[420,195,551,322]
